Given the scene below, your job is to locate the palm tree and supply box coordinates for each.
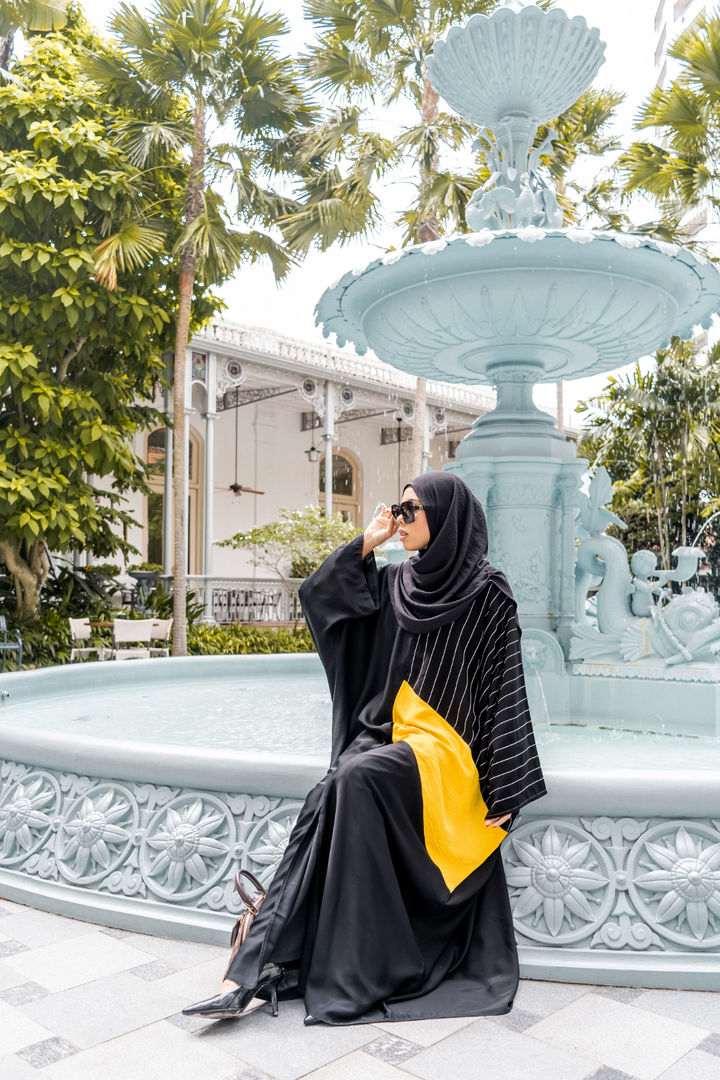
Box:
[578,340,720,566]
[303,1,624,473]
[0,0,66,68]
[91,0,316,655]
[303,0,497,475]
[620,10,720,242]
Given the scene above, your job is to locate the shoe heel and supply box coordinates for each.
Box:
[271,984,279,1017]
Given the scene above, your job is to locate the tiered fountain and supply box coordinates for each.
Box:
[316,0,720,986]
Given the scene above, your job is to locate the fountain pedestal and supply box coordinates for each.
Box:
[448,363,583,641]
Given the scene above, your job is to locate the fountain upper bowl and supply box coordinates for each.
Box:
[314,230,720,386]
[427,5,606,128]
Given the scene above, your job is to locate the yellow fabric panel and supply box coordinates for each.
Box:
[392,680,507,893]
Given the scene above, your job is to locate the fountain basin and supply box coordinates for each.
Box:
[316,230,720,384]
[0,656,718,988]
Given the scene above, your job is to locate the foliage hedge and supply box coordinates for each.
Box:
[187,625,315,655]
[0,571,315,670]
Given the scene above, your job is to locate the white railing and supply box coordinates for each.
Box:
[195,320,496,414]
[164,576,303,623]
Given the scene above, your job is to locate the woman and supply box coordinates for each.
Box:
[184,471,546,1026]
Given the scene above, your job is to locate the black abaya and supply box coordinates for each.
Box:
[227,533,546,1024]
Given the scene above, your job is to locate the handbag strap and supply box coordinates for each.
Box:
[234,868,266,914]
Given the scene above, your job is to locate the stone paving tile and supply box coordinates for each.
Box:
[372,1015,478,1047]
[120,930,226,968]
[154,953,230,1002]
[0,980,49,1006]
[488,1007,544,1033]
[20,968,190,1049]
[362,1033,421,1064]
[232,1068,277,1080]
[0,960,27,992]
[6,929,155,993]
[0,1052,48,1079]
[0,904,11,917]
[99,926,134,940]
[302,1049,409,1080]
[42,1019,242,1080]
[0,910,94,948]
[0,939,29,958]
[635,990,720,1034]
[0,999,56,1054]
[194,997,378,1080]
[586,1068,638,1080]
[526,992,707,1080]
[701,1035,720,1058]
[592,987,645,1005]
[513,979,593,1017]
[15,1035,79,1068]
[398,1018,599,1080]
[656,1049,720,1079]
[131,958,179,981]
[167,1010,220,1034]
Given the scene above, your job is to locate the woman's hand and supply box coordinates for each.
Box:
[485,814,512,829]
[362,506,398,558]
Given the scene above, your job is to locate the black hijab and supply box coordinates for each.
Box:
[388,471,514,634]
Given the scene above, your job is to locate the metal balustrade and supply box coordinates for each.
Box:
[161,576,303,624]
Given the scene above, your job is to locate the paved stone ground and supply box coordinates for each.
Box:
[0,898,719,1080]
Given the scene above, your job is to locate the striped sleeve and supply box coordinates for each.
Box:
[472,587,546,817]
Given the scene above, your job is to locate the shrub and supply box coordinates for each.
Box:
[188,624,316,655]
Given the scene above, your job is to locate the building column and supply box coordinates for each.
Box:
[323,379,335,517]
[203,354,218,623]
[422,404,432,473]
[163,384,173,578]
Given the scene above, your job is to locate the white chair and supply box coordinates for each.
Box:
[69,618,106,662]
[109,618,155,660]
[149,618,173,657]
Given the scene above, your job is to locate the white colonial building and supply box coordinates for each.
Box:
[117,320,504,616]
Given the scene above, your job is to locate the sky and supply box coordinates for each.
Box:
[78,0,663,423]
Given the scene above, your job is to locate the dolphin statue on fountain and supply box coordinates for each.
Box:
[571,468,720,669]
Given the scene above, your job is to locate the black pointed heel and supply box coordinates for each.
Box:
[181,963,284,1020]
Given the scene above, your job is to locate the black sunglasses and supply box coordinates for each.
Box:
[391,501,424,524]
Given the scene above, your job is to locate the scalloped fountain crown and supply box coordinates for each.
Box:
[426,1,606,128]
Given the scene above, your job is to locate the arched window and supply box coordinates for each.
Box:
[145,427,202,572]
[319,449,361,525]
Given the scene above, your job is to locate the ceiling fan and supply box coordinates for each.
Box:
[214,407,265,497]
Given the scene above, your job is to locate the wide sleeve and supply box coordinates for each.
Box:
[299,534,379,636]
[474,587,547,817]
[300,536,398,763]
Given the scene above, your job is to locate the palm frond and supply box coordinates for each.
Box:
[0,0,66,34]
[94,221,165,290]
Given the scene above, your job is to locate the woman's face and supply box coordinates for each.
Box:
[397,486,431,551]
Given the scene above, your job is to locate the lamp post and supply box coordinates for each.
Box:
[323,380,335,516]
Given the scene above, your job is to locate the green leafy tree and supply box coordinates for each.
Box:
[91,0,318,656]
[217,506,362,586]
[0,19,221,617]
[0,0,66,69]
[577,339,720,567]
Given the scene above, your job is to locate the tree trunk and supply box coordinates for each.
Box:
[0,29,15,70]
[653,430,671,568]
[416,72,441,244]
[681,427,688,547]
[410,72,441,475]
[172,96,205,657]
[410,377,427,480]
[0,539,49,619]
